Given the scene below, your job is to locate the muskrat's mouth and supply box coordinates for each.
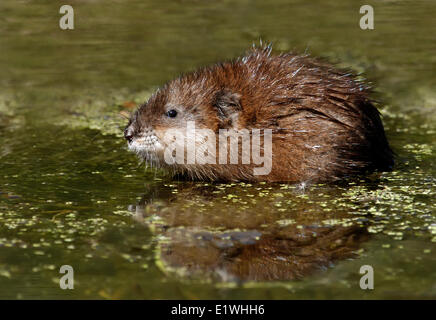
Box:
[127,134,165,165]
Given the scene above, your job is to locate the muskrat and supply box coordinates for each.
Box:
[124,46,394,183]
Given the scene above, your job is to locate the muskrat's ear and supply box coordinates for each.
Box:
[213,89,242,128]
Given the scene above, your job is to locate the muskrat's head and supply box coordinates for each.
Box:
[124,75,243,167]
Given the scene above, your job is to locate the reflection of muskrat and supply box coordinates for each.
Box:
[125,46,394,183]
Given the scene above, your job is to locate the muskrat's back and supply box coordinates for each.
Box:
[125,47,394,183]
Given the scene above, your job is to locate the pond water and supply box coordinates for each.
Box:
[0,0,435,299]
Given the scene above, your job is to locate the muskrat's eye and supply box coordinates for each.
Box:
[166,109,178,118]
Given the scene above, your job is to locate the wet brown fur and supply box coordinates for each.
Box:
[126,46,394,183]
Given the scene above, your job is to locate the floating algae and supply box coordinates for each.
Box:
[57,89,154,137]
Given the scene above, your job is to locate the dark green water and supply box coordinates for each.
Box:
[0,0,435,299]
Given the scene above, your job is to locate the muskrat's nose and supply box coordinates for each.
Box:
[124,127,134,143]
